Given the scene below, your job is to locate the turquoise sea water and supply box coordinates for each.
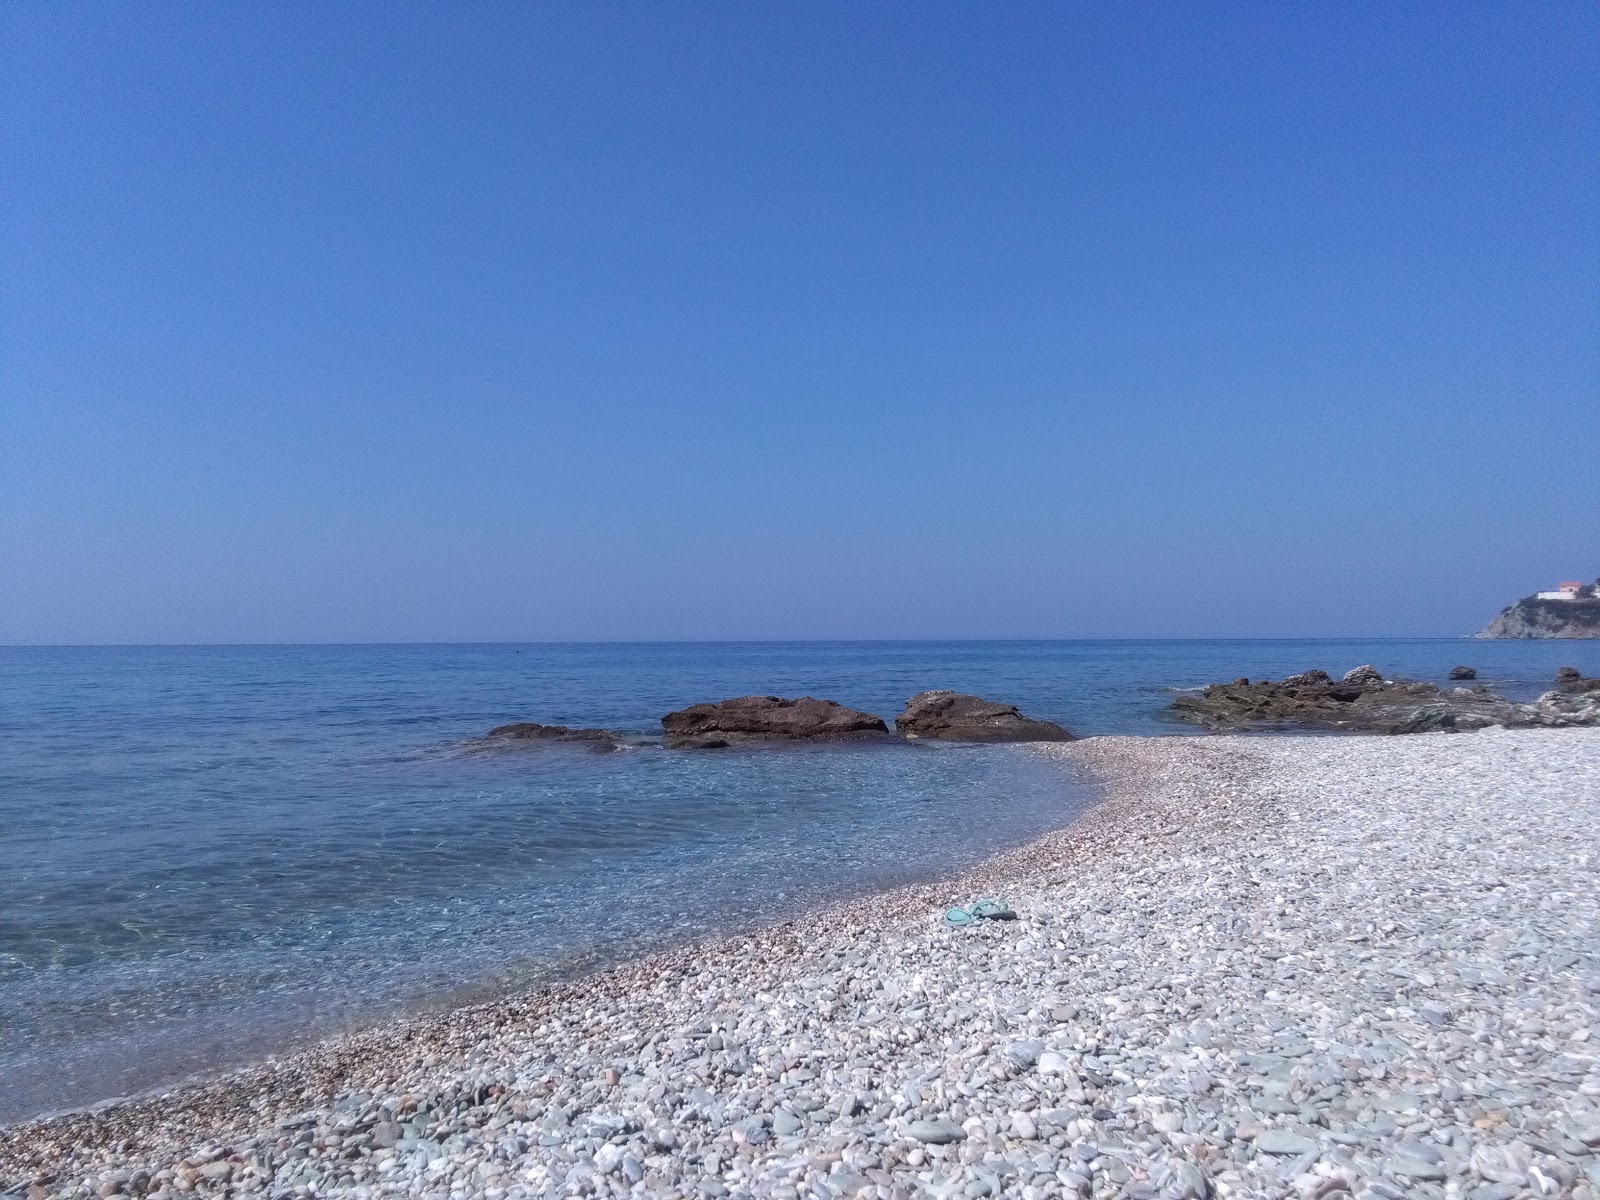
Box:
[2,639,1595,1122]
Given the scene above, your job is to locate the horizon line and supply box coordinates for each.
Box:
[0,634,1484,649]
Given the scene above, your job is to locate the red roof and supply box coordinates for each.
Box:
[1559,581,1583,589]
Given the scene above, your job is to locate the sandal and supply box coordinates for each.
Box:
[943,898,1017,927]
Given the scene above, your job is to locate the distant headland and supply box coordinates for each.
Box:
[1476,578,1600,638]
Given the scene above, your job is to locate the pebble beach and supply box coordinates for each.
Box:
[5,729,1599,1200]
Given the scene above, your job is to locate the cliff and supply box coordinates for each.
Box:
[1475,595,1600,638]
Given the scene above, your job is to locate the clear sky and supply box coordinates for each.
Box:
[3,3,1596,642]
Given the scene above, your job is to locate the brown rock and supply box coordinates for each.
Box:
[894,692,1073,742]
[661,696,890,749]
[477,722,623,752]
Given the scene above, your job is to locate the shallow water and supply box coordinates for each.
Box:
[2,638,1594,1121]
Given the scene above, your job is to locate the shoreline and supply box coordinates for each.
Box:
[7,729,1600,1199]
[0,739,1099,1134]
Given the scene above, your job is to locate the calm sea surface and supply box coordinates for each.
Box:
[3,639,1595,1122]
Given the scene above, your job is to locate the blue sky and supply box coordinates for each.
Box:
[3,3,1596,642]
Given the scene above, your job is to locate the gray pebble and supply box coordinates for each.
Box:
[1253,1129,1318,1156]
[907,1119,967,1144]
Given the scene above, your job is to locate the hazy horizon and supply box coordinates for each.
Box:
[5,4,1596,643]
[0,633,1547,649]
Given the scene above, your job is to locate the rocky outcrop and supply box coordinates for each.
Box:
[1556,667,1600,694]
[1449,666,1477,680]
[661,696,891,749]
[477,722,624,751]
[1171,667,1600,734]
[894,692,1073,742]
[1476,597,1600,638]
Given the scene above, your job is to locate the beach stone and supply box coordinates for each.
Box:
[1470,1143,1531,1184]
[1344,664,1384,685]
[1011,1112,1038,1140]
[1035,1051,1071,1075]
[1157,1162,1210,1198]
[1254,1130,1318,1156]
[894,692,1073,743]
[1005,1040,1045,1068]
[661,696,891,748]
[1389,1155,1447,1180]
[772,1110,803,1137]
[908,1119,967,1144]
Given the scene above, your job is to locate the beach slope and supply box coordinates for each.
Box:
[6,730,1600,1199]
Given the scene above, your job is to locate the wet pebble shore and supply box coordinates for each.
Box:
[5,729,1600,1200]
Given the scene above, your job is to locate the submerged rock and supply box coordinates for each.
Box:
[1449,665,1477,680]
[1171,667,1600,734]
[477,722,624,752]
[660,696,891,749]
[894,691,1073,742]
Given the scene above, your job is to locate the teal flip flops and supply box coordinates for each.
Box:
[943,898,1017,927]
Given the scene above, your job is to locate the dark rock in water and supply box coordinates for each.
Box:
[478,722,624,752]
[1449,666,1477,680]
[894,691,1074,742]
[661,696,891,749]
[1555,667,1600,694]
[1171,667,1600,734]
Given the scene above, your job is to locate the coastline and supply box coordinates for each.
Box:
[6,730,1600,1199]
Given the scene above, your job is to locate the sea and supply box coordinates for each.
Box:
[3,638,1595,1124]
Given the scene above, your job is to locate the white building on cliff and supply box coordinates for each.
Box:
[1536,581,1585,601]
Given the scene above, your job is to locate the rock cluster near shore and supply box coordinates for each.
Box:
[660,696,894,749]
[895,693,1073,744]
[478,694,1074,750]
[1172,666,1600,734]
[7,730,1600,1200]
